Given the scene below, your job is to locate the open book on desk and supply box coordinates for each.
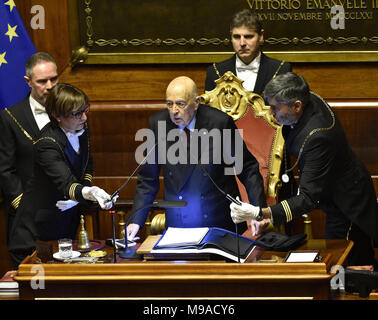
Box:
[150,227,257,263]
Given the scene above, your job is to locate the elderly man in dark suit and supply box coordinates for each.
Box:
[0,52,58,248]
[230,72,378,267]
[126,76,267,240]
[205,9,291,95]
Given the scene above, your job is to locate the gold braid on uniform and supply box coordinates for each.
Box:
[279,92,336,223]
[11,193,23,209]
[4,109,35,209]
[213,60,285,81]
[5,108,34,142]
[281,200,293,222]
[273,61,285,79]
[212,63,221,78]
[69,183,81,201]
[83,173,92,183]
[34,136,83,202]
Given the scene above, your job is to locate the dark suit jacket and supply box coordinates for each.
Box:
[8,122,93,254]
[270,93,378,241]
[205,53,292,95]
[130,104,267,233]
[0,96,41,242]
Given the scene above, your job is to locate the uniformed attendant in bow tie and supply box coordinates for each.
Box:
[205,9,292,95]
[0,52,59,256]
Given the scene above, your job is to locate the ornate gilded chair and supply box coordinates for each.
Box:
[151,71,286,236]
[201,71,284,206]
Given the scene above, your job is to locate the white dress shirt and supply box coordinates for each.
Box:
[178,114,196,132]
[235,52,261,92]
[63,128,85,154]
[29,95,50,130]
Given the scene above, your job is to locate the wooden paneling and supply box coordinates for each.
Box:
[5,0,376,258]
[58,63,378,102]
[333,106,378,175]
[16,0,71,74]
[60,64,208,101]
[293,63,378,99]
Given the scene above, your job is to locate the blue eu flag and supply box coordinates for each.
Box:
[0,1,36,110]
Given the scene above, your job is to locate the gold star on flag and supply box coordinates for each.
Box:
[4,0,16,12]
[5,24,18,42]
[0,52,8,68]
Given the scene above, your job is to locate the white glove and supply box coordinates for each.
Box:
[230,196,260,224]
[56,200,78,212]
[82,186,112,210]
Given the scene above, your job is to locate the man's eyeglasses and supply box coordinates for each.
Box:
[70,106,90,119]
[166,100,192,110]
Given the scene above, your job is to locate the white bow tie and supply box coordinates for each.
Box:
[237,64,258,72]
[34,104,46,115]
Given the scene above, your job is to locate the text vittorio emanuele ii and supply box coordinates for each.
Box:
[247,0,376,21]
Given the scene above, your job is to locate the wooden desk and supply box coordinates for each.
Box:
[14,239,352,300]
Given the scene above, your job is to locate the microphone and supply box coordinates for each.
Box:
[199,166,242,206]
[188,148,242,262]
[118,200,187,259]
[93,143,157,210]
[110,142,157,202]
[196,164,241,263]
[104,143,157,262]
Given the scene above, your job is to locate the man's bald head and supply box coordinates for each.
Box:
[166,76,198,102]
[165,76,200,127]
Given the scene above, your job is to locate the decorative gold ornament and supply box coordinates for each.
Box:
[70,46,89,68]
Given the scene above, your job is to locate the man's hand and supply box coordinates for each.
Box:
[230,196,260,224]
[250,219,271,236]
[125,223,140,241]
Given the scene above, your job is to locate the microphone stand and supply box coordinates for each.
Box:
[118,203,156,259]
[119,200,187,259]
[197,163,242,263]
[184,128,242,214]
[102,143,157,262]
[184,131,243,263]
[110,209,117,263]
[110,143,157,201]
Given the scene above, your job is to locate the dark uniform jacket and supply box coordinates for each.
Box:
[270,93,378,241]
[205,53,292,95]
[130,104,267,233]
[8,122,94,254]
[0,96,41,242]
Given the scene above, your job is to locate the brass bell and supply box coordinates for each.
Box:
[77,215,90,249]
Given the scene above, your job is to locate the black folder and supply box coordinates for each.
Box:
[153,227,257,263]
